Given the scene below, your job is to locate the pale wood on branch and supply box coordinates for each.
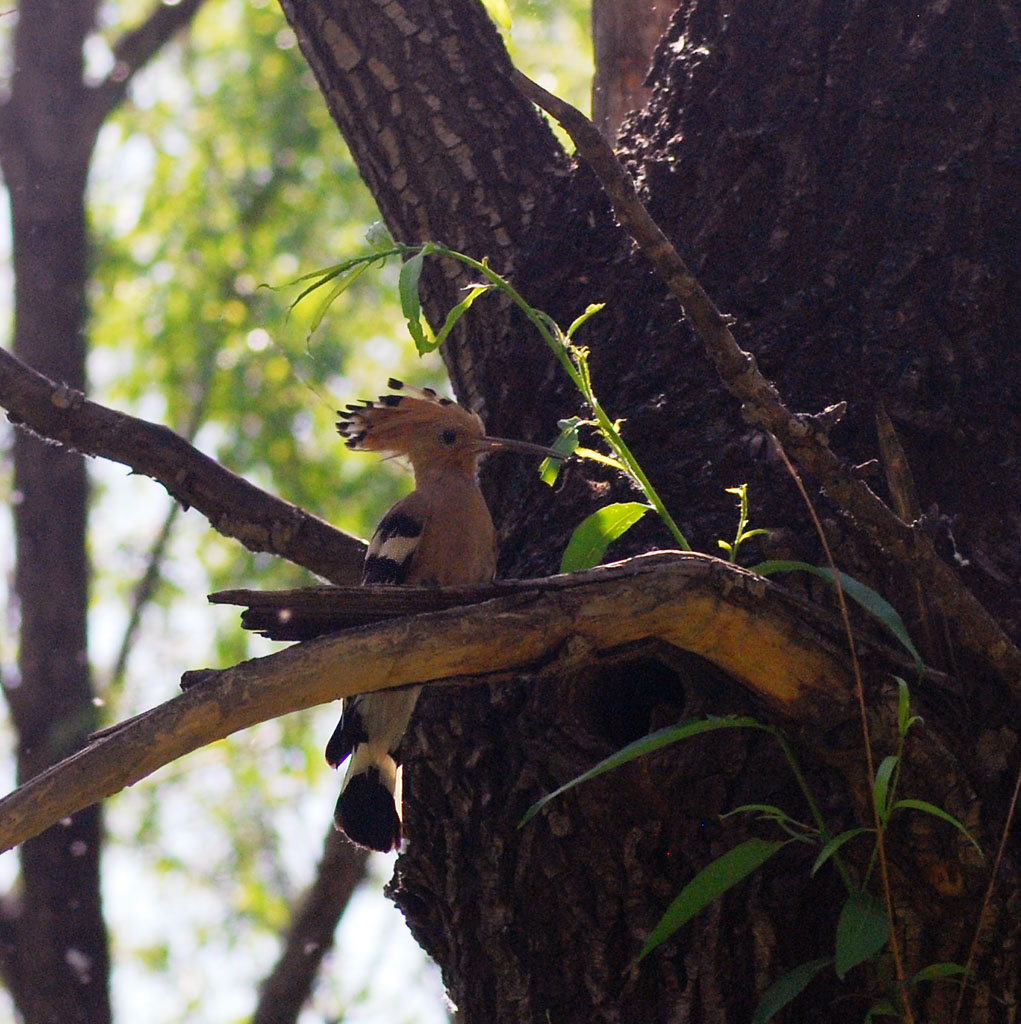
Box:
[209,581,513,639]
[0,553,868,853]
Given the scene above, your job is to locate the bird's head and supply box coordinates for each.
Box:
[337,378,559,477]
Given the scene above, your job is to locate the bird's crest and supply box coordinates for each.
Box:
[337,377,486,458]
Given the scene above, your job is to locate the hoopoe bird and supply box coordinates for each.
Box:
[327,378,559,852]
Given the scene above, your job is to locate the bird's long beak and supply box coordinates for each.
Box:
[478,435,564,459]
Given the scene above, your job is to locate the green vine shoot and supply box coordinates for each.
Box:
[290,235,691,562]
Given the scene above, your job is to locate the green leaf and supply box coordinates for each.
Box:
[285,266,349,313]
[306,259,372,335]
[834,891,890,979]
[573,446,626,471]
[816,566,921,666]
[398,250,431,352]
[565,302,605,339]
[407,314,436,354]
[540,417,583,486]
[911,961,968,985]
[425,283,492,352]
[723,803,793,821]
[284,250,398,308]
[364,220,393,249]
[740,528,771,542]
[889,799,983,855]
[811,828,871,876]
[873,755,899,825]
[559,502,651,573]
[638,839,788,960]
[863,1000,899,1022]
[751,958,832,1024]
[896,677,911,737]
[723,804,817,843]
[893,677,923,736]
[751,560,922,667]
[520,716,768,827]
[284,266,343,309]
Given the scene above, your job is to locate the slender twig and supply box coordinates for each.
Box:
[952,757,1021,1023]
[773,441,913,1023]
[509,67,1021,689]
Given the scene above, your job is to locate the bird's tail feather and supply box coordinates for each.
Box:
[335,745,403,852]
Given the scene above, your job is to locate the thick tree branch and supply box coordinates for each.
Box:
[0,553,862,853]
[511,69,1021,688]
[0,344,365,584]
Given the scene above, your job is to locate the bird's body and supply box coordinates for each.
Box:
[327,379,554,852]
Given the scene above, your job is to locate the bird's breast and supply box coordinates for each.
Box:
[409,481,497,585]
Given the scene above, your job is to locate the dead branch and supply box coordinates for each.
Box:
[0,553,860,853]
[209,580,514,638]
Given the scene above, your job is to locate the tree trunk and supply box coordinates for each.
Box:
[0,2,109,1018]
[282,0,1020,1020]
[592,0,674,139]
[0,0,206,1018]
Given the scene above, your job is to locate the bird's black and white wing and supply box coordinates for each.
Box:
[325,494,426,852]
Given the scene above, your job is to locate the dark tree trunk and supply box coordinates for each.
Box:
[282,1,1021,1020]
[592,0,674,139]
[282,0,568,421]
[0,3,109,1019]
[0,0,206,1019]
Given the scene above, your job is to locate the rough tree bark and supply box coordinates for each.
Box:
[277,0,1021,1021]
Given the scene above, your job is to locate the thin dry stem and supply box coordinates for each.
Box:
[774,441,913,1023]
[952,757,1021,1023]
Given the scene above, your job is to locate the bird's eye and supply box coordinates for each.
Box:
[440,428,458,445]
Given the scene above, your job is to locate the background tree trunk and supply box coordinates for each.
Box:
[591,0,674,139]
[0,3,108,1017]
[0,1,204,1019]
